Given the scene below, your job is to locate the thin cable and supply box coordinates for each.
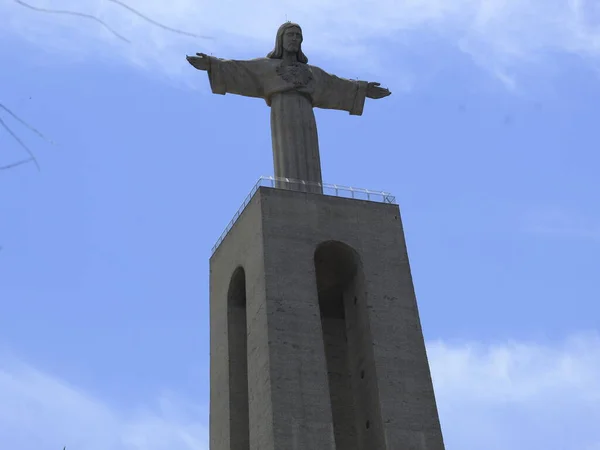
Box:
[0,103,55,145]
[13,0,130,43]
[106,0,214,40]
[0,117,40,171]
[0,157,35,170]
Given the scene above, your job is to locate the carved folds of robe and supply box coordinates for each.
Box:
[206,57,368,192]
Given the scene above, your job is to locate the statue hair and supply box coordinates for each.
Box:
[267,22,308,64]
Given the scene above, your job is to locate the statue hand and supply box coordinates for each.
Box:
[186,52,210,71]
[366,82,391,99]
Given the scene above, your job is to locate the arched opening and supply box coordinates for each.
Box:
[227,266,249,450]
[314,241,385,450]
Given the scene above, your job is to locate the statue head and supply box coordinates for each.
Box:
[267,22,308,64]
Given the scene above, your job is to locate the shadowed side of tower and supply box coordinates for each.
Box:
[209,186,445,450]
[227,267,250,450]
[315,241,386,449]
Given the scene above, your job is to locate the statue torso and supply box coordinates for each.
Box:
[260,59,319,106]
[275,61,314,88]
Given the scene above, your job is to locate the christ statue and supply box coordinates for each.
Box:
[186,22,391,192]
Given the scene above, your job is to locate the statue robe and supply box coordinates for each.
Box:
[206,57,368,192]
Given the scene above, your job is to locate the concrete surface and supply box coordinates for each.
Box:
[209,187,445,450]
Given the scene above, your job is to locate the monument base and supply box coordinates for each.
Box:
[274,176,323,194]
[209,186,445,450]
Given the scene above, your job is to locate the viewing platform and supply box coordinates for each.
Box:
[211,176,396,254]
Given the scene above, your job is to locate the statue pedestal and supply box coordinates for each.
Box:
[209,186,445,450]
[274,177,323,194]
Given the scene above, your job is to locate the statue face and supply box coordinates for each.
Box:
[282,26,302,53]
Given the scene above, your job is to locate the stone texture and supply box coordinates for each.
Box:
[209,187,445,450]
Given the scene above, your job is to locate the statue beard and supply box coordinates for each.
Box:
[284,44,300,53]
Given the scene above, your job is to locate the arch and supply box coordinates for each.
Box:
[227,266,250,450]
[314,241,385,450]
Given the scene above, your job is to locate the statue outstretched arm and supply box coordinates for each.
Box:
[186,53,264,99]
[311,67,391,116]
[186,53,210,71]
[366,82,391,99]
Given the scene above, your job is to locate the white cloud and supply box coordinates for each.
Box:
[0,355,208,450]
[1,332,599,449]
[2,0,600,86]
[430,332,600,449]
[522,207,600,241]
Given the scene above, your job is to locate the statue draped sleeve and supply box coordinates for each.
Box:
[206,57,265,99]
[311,67,368,116]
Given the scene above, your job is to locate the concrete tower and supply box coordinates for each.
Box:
[208,181,445,450]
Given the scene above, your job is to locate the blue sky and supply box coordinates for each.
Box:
[0,0,599,448]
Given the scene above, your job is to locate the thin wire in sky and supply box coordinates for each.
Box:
[0,157,35,171]
[13,0,130,43]
[0,116,40,171]
[107,0,214,40]
[0,103,55,145]
[14,0,213,42]
[0,101,55,171]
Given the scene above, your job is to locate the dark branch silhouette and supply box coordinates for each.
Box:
[13,0,130,43]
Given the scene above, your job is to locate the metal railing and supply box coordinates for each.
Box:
[211,176,396,255]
